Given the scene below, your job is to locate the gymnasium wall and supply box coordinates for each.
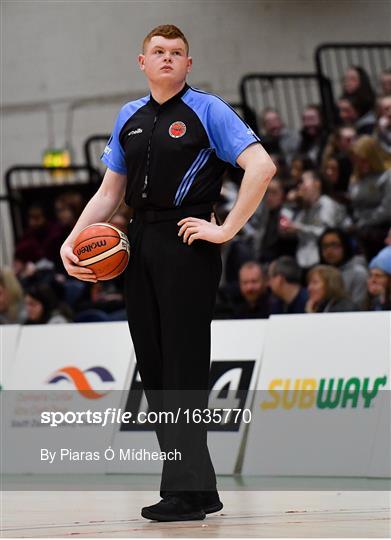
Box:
[1,0,390,263]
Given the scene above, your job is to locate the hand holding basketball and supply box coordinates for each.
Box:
[60,244,98,283]
[61,223,130,282]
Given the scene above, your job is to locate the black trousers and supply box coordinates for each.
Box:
[124,207,222,503]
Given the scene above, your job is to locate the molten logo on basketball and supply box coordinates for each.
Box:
[169,121,186,138]
[76,240,107,256]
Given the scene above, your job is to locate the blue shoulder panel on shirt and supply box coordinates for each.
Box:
[181,87,260,167]
[101,95,150,174]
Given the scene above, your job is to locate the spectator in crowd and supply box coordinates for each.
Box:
[384,227,391,247]
[268,153,290,182]
[349,136,391,260]
[55,203,76,230]
[259,108,300,165]
[217,167,269,286]
[110,212,128,233]
[374,94,391,168]
[59,190,84,217]
[268,256,308,314]
[337,95,376,135]
[321,126,356,204]
[306,265,358,313]
[14,203,63,267]
[279,170,349,268]
[297,105,328,165]
[75,278,126,321]
[283,155,315,199]
[23,283,71,325]
[54,194,79,231]
[322,125,357,165]
[51,195,80,272]
[0,268,24,324]
[336,125,357,154]
[379,68,391,96]
[230,262,272,319]
[321,155,352,202]
[362,246,391,311]
[342,65,376,116]
[250,178,297,263]
[318,228,368,307]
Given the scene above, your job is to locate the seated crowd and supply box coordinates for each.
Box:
[0,192,130,325]
[0,65,390,324]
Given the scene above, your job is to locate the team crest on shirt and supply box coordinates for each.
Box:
[169,121,186,138]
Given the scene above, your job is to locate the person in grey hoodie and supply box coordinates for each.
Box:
[349,136,391,260]
[318,228,368,307]
[279,170,350,268]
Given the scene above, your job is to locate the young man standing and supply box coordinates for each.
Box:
[61,25,276,522]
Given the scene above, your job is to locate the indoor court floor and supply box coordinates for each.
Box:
[2,475,390,538]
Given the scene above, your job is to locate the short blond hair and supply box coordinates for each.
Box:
[142,24,189,55]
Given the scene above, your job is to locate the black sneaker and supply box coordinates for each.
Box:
[200,491,224,514]
[141,497,206,522]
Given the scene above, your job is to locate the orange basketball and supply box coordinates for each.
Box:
[73,223,130,281]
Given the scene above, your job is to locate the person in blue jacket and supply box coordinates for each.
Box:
[60,24,276,522]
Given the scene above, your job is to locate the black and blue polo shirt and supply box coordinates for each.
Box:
[101,83,260,210]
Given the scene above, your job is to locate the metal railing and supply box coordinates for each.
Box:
[84,135,110,178]
[315,42,391,114]
[239,73,333,133]
[5,165,101,243]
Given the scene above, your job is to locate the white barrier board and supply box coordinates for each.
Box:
[242,312,390,477]
[3,322,133,474]
[107,319,266,475]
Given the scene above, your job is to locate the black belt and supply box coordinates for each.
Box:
[133,203,214,224]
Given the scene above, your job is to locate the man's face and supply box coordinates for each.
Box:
[239,266,265,304]
[263,111,283,137]
[138,36,192,86]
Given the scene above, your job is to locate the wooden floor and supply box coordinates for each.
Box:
[2,478,390,538]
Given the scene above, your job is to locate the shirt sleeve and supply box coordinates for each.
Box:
[100,107,128,175]
[206,98,260,167]
[359,171,391,227]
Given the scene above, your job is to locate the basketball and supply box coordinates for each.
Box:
[73,222,130,280]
